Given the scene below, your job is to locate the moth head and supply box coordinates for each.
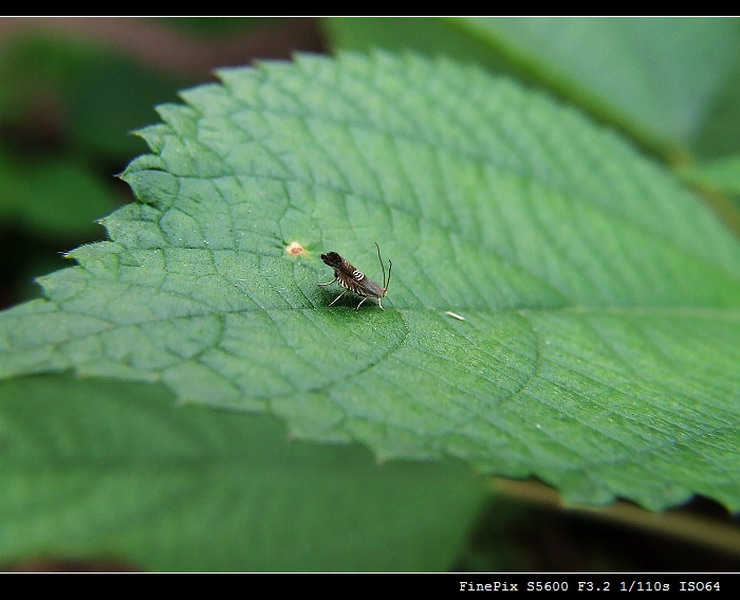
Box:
[321,252,344,269]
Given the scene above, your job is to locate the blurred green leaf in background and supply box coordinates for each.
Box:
[0,375,484,572]
[323,17,740,160]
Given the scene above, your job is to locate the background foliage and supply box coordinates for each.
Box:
[0,17,738,571]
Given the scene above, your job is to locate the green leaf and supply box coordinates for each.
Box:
[323,17,740,158]
[0,375,483,571]
[1,52,739,511]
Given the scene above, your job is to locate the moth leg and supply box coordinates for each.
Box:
[317,277,338,287]
[328,290,347,306]
[377,297,384,310]
[355,296,369,310]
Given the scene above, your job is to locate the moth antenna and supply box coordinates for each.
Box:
[375,242,386,289]
[386,259,392,293]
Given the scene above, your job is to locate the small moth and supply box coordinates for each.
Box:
[319,243,392,310]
